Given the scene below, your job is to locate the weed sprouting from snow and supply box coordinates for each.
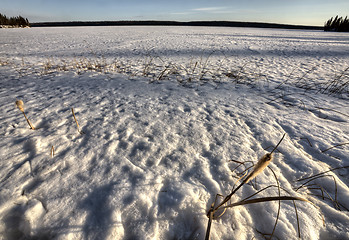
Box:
[2,53,348,97]
[209,134,285,212]
[319,66,349,95]
[16,100,24,112]
[71,108,84,134]
[0,58,10,66]
[224,60,267,86]
[295,166,349,211]
[204,134,320,240]
[51,146,55,158]
[16,100,35,130]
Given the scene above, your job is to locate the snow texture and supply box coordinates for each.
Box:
[0,26,348,240]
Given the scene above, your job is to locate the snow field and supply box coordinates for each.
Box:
[0,26,348,239]
[1,26,349,94]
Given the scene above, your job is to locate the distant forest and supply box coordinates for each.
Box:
[4,12,348,32]
[324,16,349,32]
[0,13,30,27]
[31,20,323,30]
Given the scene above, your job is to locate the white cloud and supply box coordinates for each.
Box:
[193,7,225,12]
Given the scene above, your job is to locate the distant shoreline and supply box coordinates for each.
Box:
[31,20,323,30]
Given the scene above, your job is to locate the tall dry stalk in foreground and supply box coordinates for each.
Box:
[212,134,286,213]
[71,108,83,134]
[51,146,55,158]
[15,100,35,130]
[204,133,314,240]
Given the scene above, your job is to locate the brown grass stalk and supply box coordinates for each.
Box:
[205,134,286,239]
[223,196,310,209]
[212,134,286,212]
[16,100,35,130]
[321,142,349,153]
[71,108,83,134]
[51,146,55,158]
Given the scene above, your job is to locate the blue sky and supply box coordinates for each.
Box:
[1,0,348,26]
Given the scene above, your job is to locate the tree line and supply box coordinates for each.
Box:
[324,16,349,32]
[0,13,30,27]
[1,12,348,32]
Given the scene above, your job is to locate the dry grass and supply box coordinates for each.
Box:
[204,134,320,240]
[211,134,285,212]
[295,166,349,211]
[15,100,35,130]
[224,61,267,86]
[2,54,348,98]
[0,58,10,66]
[321,142,349,153]
[51,146,55,158]
[71,108,84,134]
[319,66,349,95]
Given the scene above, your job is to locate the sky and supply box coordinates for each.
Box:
[1,0,349,26]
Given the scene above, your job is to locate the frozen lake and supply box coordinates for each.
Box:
[0,26,348,240]
[1,26,349,89]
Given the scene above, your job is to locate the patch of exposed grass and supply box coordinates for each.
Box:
[1,54,348,98]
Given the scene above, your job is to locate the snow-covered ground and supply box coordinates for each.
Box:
[0,26,348,240]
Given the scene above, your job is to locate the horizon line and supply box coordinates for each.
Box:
[30,20,324,29]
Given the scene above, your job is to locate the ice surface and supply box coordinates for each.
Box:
[0,26,348,239]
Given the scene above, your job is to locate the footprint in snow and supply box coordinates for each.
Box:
[1,197,47,239]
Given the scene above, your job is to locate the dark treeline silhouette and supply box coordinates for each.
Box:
[324,16,349,32]
[31,20,323,30]
[0,13,30,27]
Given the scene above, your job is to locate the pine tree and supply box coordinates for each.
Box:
[324,16,349,32]
[0,13,30,27]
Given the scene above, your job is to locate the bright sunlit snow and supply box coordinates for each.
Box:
[0,26,348,240]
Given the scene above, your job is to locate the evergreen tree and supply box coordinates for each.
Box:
[324,15,349,32]
[0,13,30,27]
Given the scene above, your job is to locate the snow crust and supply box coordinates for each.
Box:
[0,26,348,239]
